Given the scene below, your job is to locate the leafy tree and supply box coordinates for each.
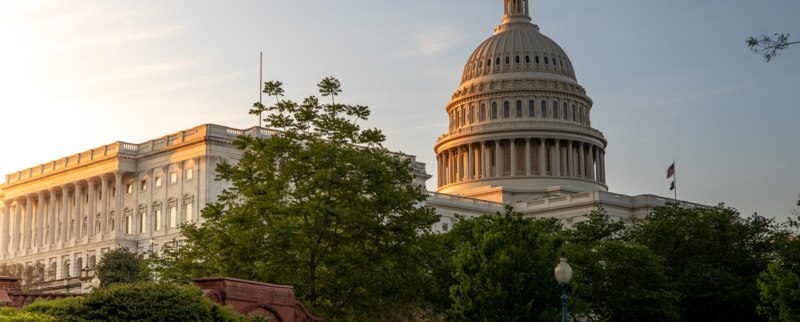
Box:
[155,77,440,321]
[758,262,800,322]
[250,80,285,127]
[747,33,799,62]
[0,262,46,292]
[447,207,564,322]
[626,203,780,322]
[95,247,144,286]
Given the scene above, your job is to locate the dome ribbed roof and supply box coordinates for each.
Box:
[460,23,577,86]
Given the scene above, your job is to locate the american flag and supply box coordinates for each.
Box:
[667,163,675,179]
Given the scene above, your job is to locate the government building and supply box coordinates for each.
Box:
[0,0,702,292]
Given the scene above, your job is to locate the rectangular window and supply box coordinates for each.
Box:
[140,179,147,191]
[126,184,133,194]
[139,213,146,234]
[155,210,162,230]
[155,176,162,188]
[170,207,177,228]
[170,172,177,184]
[85,194,89,204]
[186,169,193,181]
[443,223,449,232]
[186,203,193,223]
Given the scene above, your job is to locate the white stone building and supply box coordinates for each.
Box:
[0,0,703,292]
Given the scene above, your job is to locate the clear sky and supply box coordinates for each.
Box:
[1,0,799,220]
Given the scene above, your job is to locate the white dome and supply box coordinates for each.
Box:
[460,14,577,87]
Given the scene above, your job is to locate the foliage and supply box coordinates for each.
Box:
[0,263,46,292]
[403,308,444,322]
[626,203,780,322]
[95,247,145,286]
[758,262,800,322]
[152,77,440,321]
[747,33,799,62]
[447,207,564,322]
[48,282,247,322]
[0,312,55,322]
[22,297,85,316]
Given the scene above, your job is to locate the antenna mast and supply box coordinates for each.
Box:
[259,52,263,128]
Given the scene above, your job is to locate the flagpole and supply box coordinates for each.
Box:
[259,52,263,128]
[674,159,677,201]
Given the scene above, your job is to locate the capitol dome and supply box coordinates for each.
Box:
[434,0,608,203]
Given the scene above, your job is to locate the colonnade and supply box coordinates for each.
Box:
[436,137,606,187]
[0,171,123,255]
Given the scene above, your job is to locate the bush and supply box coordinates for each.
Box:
[0,306,55,322]
[47,282,247,322]
[95,247,144,286]
[22,297,84,316]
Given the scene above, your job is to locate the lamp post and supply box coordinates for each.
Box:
[554,254,573,322]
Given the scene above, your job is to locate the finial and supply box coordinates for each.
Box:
[502,0,532,24]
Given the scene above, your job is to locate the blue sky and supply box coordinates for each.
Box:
[1,0,798,220]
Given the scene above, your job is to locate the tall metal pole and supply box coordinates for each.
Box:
[560,282,569,322]
[259,52,263,128]
[674,159,677,201]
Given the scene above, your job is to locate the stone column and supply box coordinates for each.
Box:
[567,141,575,178]
[86,178,96,238]
[482,141,488,179]
[100,174,111,236]
[60,184,69,244]
[525,138,531,176]
[510,139,517,177]
[2,200,11,255]
[494,140,501,177]
[553,139,561,177]
[48,188,56,245]
[601,149,607,184]
[36,191,45,248]
[13,197,22,252]
[24,194,33,250]
[114,171,123,233]
[588,146,595,181]
[468,144,474,181]
[579,143,586,179]
[561,144,568,177]
[437,154,442,187]
[539,139,546,175]
[73,182,83,241]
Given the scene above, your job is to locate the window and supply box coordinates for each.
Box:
[491,102,498,119]
[170,172,177,184]
[566,61,570,70]
[442,223,448,232]
[515,56,520,64]
[480,104,486,121]
[530,146,538,173]
[546,146,552,172]
[572,105,576,121]
[495,57,500,66]
[517,146,525,172]
[535,56,540,64]
[186,203,193,223]
[126,184,132,194]
[525,56,530,63]
[486,58,491,67]
[155,176,162,188]
[155,209,162,230]
[503,101,510,118]
[461,107,466,126]
[545,57,549,65]
[455,110,459,128]
[479,60,483,68]
[139,213,146,234]
[505,56,510,64]
[140,179,147,191]
[170,206,177,228]
[84,194,89,203]
[516,100,522,117]
[469,105,475,123]
[541,100,547,118]
[528,100,535,118]
[578,106,582,123]
[126,216,132,234]
[503,147,511,174]
[560,60,563,67]
[563,103,568,120]
[552,101,558,119]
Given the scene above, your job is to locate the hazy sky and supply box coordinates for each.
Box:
[1,0,799,220]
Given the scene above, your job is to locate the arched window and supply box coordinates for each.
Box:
[563,103,568,120]
[491,102,498,119]
[505,56,510,65]
[535,56,540,64]
[516,100,522,117]
[541,100,547,118]
[515,56,520,64]
[552,101,558,119]
[496,57,501,66]
[503,101,510,118]
[560,60,563,67]
[470,105,475,123]
[480,104,486,121]
[525,56,530,63]
[479,60,483,68]
[528,100,535,118]
[461,107,467,126]
[545,57,549,65]
[571,105,576,122]
[516,145,525,172]
[455,110,459,128]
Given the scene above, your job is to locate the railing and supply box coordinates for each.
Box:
[122,143,138,151]
[426,191,505,209]
[436,120,605,143]
[227,129,244,136]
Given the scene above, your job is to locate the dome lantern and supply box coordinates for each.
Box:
[503,0,532,24]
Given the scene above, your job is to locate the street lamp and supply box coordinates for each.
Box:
[554,253,573,322]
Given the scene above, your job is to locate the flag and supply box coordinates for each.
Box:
[667,162,675,179]
[670,181,675,191]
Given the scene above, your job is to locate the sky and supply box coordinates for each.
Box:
[1,0,799,220]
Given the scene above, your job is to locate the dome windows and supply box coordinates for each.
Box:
[552,101,558,118]
[544,57,549,65]
[535,56,540,64]
[479,60,483,68]
[486,59,491,67]
[505,57,510,65]
[491,102,498,119]
[540,100,547,118]
[562,103,568,120]
[525,56,530,64]
[515,56,520,64]
[480,104,486,121]
[496,57,501,66]
[516,100,522,117]
[560,60,563,67]
[503,101,510,118]
[571,105,576,122]
[528,100,535,117]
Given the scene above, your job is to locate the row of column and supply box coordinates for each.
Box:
[0,171,123,255]
[436,138,606,187]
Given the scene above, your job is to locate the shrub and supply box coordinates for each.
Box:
[95,247,144,286]
[22,297,84,316]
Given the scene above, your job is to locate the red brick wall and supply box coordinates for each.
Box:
[192,277,323,322]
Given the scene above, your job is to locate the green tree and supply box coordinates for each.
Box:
[95,247,145,286]
[250,80,285,127]
[747,33,799,62]
[758,262,800,322]
[447,207,564,322]
[626,203,780,322]
[155,77,439,321]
